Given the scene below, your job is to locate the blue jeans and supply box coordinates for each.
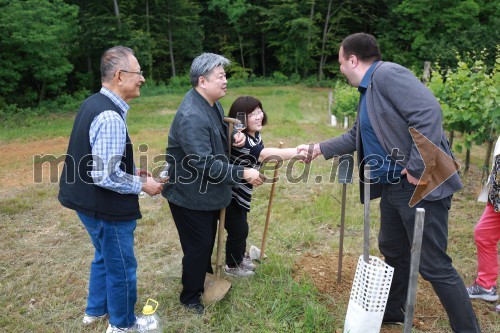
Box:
[77,212,137,328]
[379,177,481,332]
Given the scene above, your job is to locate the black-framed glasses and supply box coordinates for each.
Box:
[120,69,144,76]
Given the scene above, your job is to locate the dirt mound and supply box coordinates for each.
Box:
[292,252,435,332]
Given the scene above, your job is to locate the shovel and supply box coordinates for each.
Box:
[202,206,232,305]
[201,117,240,305]
[259,142,283,261]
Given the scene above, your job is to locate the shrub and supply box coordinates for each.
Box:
[331,81,358,122]
[272,71,289,84]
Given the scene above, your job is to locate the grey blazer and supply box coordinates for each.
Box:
[320,61,462,202]
[162,88,243,211]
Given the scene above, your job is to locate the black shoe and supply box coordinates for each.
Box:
[382,319,404,325]
[383,308,405,325]
[185,303,204,315]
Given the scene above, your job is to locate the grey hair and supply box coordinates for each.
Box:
[101,46,134,82]
[189,53,230,87]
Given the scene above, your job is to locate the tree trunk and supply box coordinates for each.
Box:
[86,54,92,73]
[422,61,431,83]
[481,139,494,181]
[465,148,470,174]
[113,0,121,29]
[261,34,266,76]
[449,130,454,149]
[146,0,153,80]
[38,79,46,106]
[168,17,176,77]
[318,0,333,81]
[237,32,245,69]
[304,0,315,78]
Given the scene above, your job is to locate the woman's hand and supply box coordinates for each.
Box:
[233,132,246,147]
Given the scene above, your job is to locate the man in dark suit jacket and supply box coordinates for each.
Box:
[298,33,480,332]
[162,53,263,313]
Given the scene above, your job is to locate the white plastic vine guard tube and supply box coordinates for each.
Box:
[344,255,394,333]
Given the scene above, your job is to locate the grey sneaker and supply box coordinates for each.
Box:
[224,264,255,277]
[82,313,108,325]
[467,282,499,301]
[241,256,257,271]
[106,323,137,333]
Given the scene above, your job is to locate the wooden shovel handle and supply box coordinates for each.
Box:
[260,142,283,260]
[215,117,236,276]
[215,207,226,276]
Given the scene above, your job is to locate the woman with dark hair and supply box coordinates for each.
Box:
[224,95,304,277]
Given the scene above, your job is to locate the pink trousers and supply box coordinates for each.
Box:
[474,202,500,288]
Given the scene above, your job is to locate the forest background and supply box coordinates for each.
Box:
[0,0,498,109]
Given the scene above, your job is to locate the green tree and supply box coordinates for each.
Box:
[378,0,499,71]
[315,0,382,80]
[0,0,78,106]
[68,0,137,91]
[209,0,252,70]
[264,0,318,77]
[146,0,203,81]
[428,48,499,173]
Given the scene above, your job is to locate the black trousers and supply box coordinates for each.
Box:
[379,177,481,332]
[168,201,218,306]
[224,199,249,267]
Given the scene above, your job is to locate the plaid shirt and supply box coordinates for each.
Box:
[88,87,142,194]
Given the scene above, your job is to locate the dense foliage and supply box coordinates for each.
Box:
[0,0,498,108]
[428,47,499,171]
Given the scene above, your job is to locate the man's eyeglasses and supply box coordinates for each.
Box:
[248,109,264,118]
[120,69,144,76]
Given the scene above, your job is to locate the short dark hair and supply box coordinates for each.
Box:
[228,96,268,128]
[341,33,381,62]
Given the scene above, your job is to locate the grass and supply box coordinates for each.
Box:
[0,85,498,332]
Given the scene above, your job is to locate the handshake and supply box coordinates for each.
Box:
[295,143,322,164]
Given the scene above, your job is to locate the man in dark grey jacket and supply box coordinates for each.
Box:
[298,33,480,332]
[162,53,263,313]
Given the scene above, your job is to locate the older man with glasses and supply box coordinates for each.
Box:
[59,46,164,333]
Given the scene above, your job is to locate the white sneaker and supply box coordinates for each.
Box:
[106,323,137,332]
[82,313,108,325]
[224,264,255,277]
[241,256,257,271]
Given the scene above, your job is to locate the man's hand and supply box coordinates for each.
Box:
[243,168,265,187]
[141,176,163,195]
[296,143,322,163]
[401,168,419,185]
[137,168,152,177]
[233,131,246,147]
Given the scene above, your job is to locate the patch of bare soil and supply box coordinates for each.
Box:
[292,252,447,332]
[0,137,68,194]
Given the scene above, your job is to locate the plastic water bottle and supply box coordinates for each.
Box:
[136,298,162,332]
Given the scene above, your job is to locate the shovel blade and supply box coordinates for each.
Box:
[201,273,232,305]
